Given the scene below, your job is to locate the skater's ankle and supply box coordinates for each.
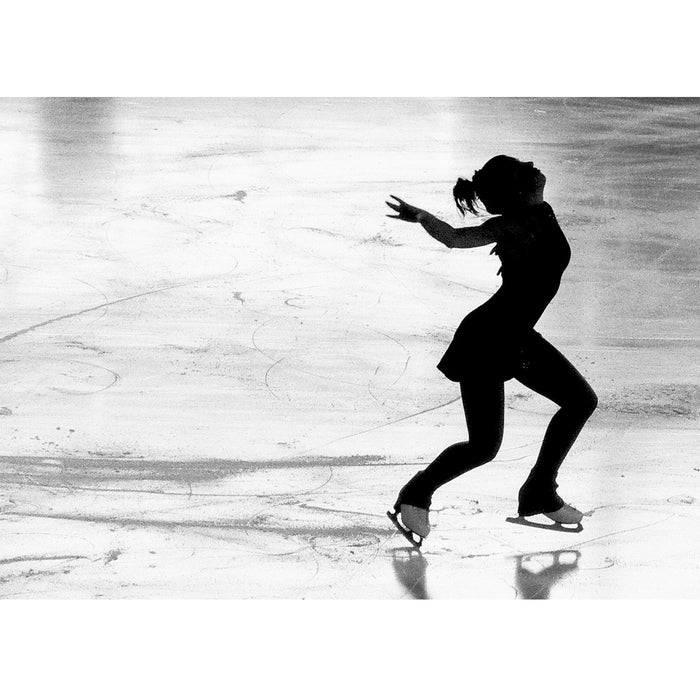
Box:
[518,489,564,516]
[395,492,431,511]
[395,472,432,511]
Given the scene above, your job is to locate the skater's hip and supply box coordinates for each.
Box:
[437,323,544,383]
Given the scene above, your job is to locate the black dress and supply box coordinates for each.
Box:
[437,202,571,383]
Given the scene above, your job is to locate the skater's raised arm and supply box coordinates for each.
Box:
[386,195,499,249]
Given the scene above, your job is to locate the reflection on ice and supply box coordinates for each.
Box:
[513,550,581,600]
[38,97,116,202]
[391,548,429,600]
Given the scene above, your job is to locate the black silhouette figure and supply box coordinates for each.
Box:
[386,156,598,543]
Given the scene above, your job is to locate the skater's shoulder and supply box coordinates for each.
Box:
[513,201,560,229]
[482,214,524,240]
[522,200,555,217]
[539,200,556,216]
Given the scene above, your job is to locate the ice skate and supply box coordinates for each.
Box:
[388,471,432,547]
[387,504,430,548]
[544,503,583,525]
[517,481,564,518]
[513,484,584,531]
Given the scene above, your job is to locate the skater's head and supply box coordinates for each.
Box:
[453,155,546,216]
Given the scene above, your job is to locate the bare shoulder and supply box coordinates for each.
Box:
[480,215,518,240]
[485,207,550,238]
[480,216,503,234]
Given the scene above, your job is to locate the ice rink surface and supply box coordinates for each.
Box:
[0,97,697,598]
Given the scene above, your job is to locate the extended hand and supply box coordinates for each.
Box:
[386,195,424,223]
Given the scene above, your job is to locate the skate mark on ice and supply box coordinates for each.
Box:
[286,226,339,238]
[243,506,277,537]
[576,556,617,572]
[282,227,363,270]
[48,360,120,395]
[0,456,382,500]
[419,263,494,296]
[0,271,238,346]
[250,318,277,361]
[367,371,386,406]
[3,510,395,538]
[492,455,529,464]
[283,295,304,309]
[479,528,530,557]
[298,503,386,519]
[72,276,110,311]
[10,263,110,302]
[64,340,108,355]
[308,532,381,559]
[381,245,493,306]
[316,396,461,448]
[289,540,320,585]
[140,202,206,244]
[264,353,371,390]
[366,328,411,404]
[0,554,89,566]
[583,501,674,518]
[342,528,401,592]
[0,477,336,500]
[343,321,356,358]
[280,284,323,311]
[599,235,688,295]
[570,514,676,550]
[8,263,112,324]
[264,358,286,400]
[380,247,435,317]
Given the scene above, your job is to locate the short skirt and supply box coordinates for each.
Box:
[436,309,543,383]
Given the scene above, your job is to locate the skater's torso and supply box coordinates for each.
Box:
[437,201,571,381]
[477,201,571,332]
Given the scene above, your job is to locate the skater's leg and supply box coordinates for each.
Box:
[514,336,598,514]
[397,376,505,508]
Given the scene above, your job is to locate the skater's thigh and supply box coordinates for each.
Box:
[459,374,505,442]
[513,336,596,408]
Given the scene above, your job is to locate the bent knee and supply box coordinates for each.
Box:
[470,439,502,463]
[583,389,598,416]
[569,389,598,420]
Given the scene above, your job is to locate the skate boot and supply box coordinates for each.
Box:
[543,503,583,525]
[399,505,431,538]
[518,480,563,517]
[387,471,432,548]
[518,481,582,525]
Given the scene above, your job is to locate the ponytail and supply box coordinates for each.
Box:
[453,176,479,216]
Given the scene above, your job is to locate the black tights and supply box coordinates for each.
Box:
[401,337,598,514]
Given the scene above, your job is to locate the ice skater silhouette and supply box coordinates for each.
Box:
[385,155,598,547]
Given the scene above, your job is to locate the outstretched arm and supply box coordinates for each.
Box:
[386,195,499,249]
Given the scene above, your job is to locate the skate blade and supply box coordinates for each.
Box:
[387,510,423,549]
[506,516,583,533]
